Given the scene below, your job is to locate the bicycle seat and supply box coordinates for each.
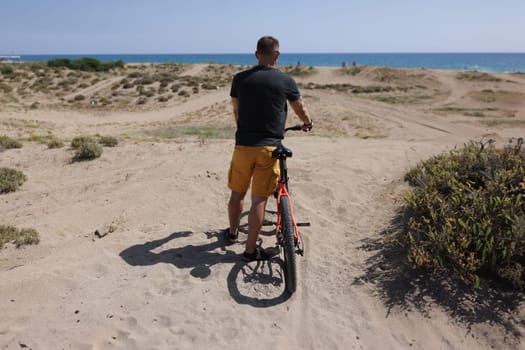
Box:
[272,144,293,158]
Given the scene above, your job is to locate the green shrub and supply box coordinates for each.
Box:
[0,83,13,93]
[0,135,23,149]
[98,135,118,147]
[71,135,96,149]
[400,138,525,289]
[340,66,362,76]
[158,94,173,102]
[1,66,14,75]
[47,58,124,72]
[0,168,27,194]
[138,75,154,85]
[139,88,155,97]
[456,71,502,82]
[99,97,111,106]
[282,65,317,77]
[201,83,218,90]
[47,137,64,149]
[73,142,102,161]
[0,225,39,248]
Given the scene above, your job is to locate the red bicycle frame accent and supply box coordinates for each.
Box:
[275,182,299,243]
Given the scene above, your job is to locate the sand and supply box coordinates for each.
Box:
[1,63,525,349]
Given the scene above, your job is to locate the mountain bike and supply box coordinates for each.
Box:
[272,124,310,294]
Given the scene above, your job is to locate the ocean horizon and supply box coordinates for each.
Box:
[4,52,525,73]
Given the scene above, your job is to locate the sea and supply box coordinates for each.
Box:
[10,53,525,73]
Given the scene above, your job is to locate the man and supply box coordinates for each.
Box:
[227,35,313,262]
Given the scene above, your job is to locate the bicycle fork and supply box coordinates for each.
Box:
[275,184,306,256]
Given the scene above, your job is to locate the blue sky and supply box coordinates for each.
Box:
[2,0,524,54]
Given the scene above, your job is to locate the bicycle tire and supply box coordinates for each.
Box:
[279,196,297,294]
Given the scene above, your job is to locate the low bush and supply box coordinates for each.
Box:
[283,65,316,77]
[0,225,39,248]
[47,137,64,149]
[339,66,362,76]
[1,66,14,76]
[0,135,23,149]
[71,135,96,149]
[171,84,181,92]
[73,142,103,161]
[201,83,218,90]
[0,168,27,193]
[98,135,118,147]
[400,138,525,289]
[0,83,13,93]
[456,71,502,82]
[178,90,190,98]
[47,57,124,72]
[158,94,173,102]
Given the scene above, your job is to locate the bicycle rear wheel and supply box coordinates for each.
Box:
[279,196,297,294]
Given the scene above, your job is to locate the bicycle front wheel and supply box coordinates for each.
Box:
[279,196,297,294]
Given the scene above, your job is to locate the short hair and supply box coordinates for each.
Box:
[257,36,280,56]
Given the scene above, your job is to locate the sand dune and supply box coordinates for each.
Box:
[1,64,525,349]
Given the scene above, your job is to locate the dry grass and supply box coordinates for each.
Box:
[0,62,243,112]
[469,90,525,104]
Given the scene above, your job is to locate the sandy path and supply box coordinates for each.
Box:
[0,136,518,349]
[1,66,525,349]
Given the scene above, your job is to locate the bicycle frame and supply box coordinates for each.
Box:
[274,149,302,252]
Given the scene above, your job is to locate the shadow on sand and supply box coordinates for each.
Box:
[119,227,290,307]
[353,208,525,342]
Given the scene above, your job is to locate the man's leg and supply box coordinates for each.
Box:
[245,195,268,254]
[228,190,246,237]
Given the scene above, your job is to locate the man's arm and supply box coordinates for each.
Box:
[289,96,313,131]
[231,97,239,123]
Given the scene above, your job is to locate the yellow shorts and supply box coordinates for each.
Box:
[228,145,279,197]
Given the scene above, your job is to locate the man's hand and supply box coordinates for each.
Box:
[302,119,313,132]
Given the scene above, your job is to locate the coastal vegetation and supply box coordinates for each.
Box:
[70,134,119,161]
[456,71,503,82]
[0,60,236,111]
[0,167,27,194]
[0,135,23,149]
[0,225,39,249]
[72,142,103,162]
[47,57,125,72]
[282,64,317,77]
[399,138,525,290]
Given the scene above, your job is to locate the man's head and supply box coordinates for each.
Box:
[256,36,280,65]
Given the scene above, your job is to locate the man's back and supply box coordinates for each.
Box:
[230,65,300,146]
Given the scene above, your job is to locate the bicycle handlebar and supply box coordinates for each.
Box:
[285,124,303,132]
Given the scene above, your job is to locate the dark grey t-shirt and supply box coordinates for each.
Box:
[230,65,300,146]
